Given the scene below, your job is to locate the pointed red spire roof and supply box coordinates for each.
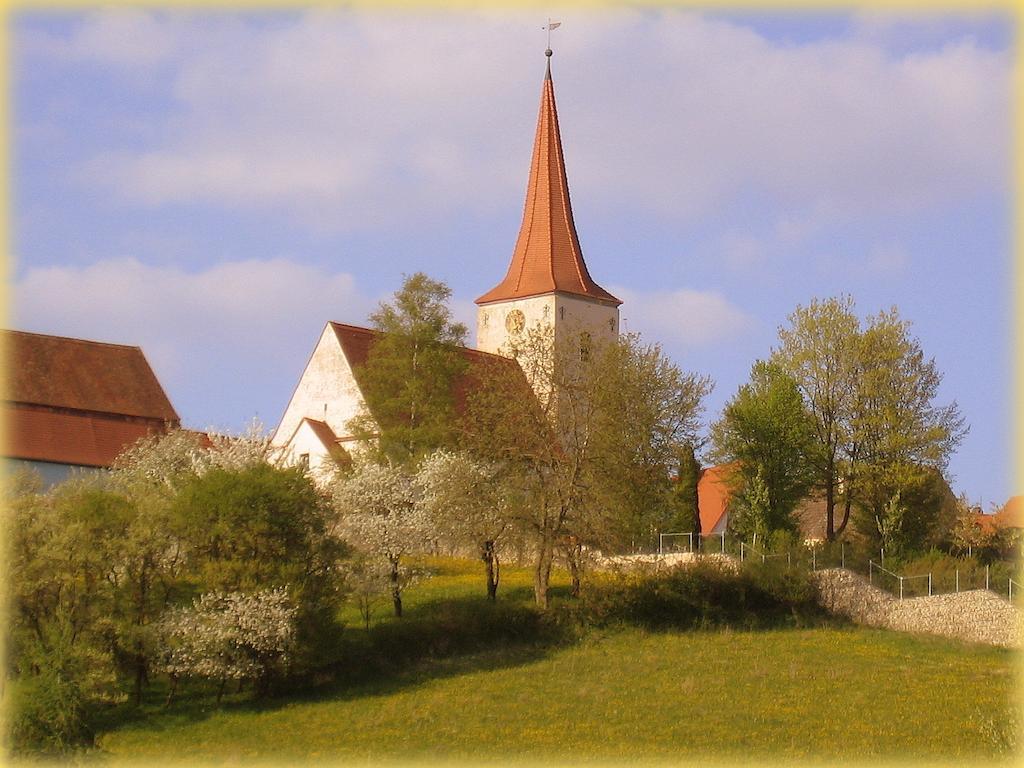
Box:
[476,55,621,307]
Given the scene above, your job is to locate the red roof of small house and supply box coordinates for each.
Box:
[475,58,620,307]
[974,511,999,534]
[4,404,169,468]
[697,463,737,534]
[5,330,178,421]
[996,496,1024,528]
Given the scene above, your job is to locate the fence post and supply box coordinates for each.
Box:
[688,532,693,553]
[788,551,791,567]
[869,560,873,585]
[928,573,932,596]
[812,547,816,571]
[721,532,725,554]
[881,548,884,567]
[740,542,745,562]
[899,576,904,600]
[658,533,663,556]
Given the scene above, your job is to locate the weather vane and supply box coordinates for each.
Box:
[544,19,561,57]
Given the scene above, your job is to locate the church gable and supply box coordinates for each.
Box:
[272,323,368,451]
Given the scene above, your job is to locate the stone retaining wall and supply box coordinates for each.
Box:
[812,568,1021,648]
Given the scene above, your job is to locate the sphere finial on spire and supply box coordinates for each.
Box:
[545,48,552,57]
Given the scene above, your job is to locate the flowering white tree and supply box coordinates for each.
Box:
[112,420,286,492]
[206,418,287,471]
[332,463,430,617]
[158,587,297,703]
[418,450,509,600]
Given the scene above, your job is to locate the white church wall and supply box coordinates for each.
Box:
[272,324,368,449]
[476,294,557,356]
[282,419,340,485]
[476,293,618,359]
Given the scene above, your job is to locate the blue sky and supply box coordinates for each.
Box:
[11,8,1015,505]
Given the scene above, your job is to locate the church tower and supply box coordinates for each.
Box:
[475,51,621,367]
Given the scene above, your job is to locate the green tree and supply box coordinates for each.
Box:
[709,360,817,538]
[586,333,712,553]
[772,296,860,541]
[670,444,702,549]
[773,297,965,545]
[349,273,469,464]
[171,464,346,665]
[846,309,966,548]
[461,324,711,606]
[730,465,772,545]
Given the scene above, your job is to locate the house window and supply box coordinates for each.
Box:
[559,306,565,320]
[299,453,310,469]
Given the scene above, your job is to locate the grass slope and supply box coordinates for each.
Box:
[96,559,1017,763]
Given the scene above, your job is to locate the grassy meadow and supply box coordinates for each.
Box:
[89,557,1018,764]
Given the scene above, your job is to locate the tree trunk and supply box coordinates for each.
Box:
[836,485,853,538]
[164,675,179,708]
[566,539,582,598]
[134,653,147,705]
[534,536,555,609]
[825,454,836,541]
[217,677,227,705]
[390,559,403,618]
[481,540,499,601]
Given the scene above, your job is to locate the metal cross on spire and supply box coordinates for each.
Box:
[544,19,561,57]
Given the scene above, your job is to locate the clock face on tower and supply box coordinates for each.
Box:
[505,309,526,334]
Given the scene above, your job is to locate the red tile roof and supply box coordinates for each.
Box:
[6,330,178,421]
[697,463,736,534]
[4,404,168,468]
[328,322,523,415]
[475,60,620,307]
[996,496,1024,528]
[974,511,999,534]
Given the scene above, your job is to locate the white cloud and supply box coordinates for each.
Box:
[613,286,753,348]
[719,232,767,271]
[23,9,1007,234]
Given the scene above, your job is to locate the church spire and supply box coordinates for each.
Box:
[476,53,621,307]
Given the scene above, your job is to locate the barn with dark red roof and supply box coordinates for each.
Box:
[3,330,179,486]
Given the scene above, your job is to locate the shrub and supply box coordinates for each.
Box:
[575,560,824,631]
[158,587,298,701]
[7,613,122,755]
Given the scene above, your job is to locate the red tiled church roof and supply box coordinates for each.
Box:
[476,56,620,307]
[327,322,526,415]
[6,330,178,421]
